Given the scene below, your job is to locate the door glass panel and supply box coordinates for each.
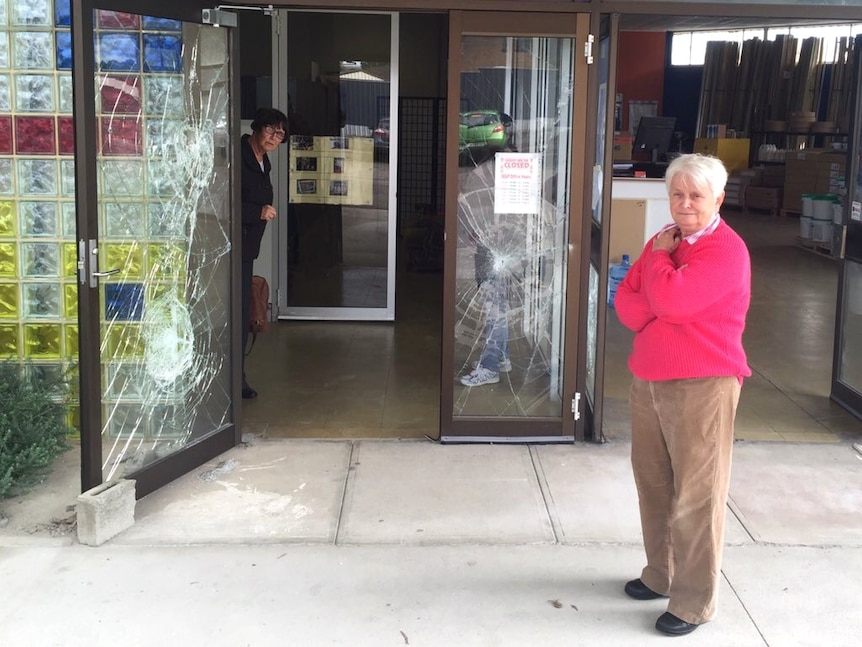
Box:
[285,12,392,315]
[454,35,574,417]
[838,260,862,393]
[94,14,233,480]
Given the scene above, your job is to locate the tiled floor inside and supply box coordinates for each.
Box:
[243,210,862,443]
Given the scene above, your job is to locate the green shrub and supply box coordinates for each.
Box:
[0,360,71,499]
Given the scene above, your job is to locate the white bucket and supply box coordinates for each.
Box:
[812,196,834,220]
[800,215,813,239]
[811,217,832,243]
[832,202,843,224]
[801,195,814,218]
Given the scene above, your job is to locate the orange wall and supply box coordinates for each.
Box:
[617,31,667,134]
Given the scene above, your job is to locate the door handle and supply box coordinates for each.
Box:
[80,239,122,288]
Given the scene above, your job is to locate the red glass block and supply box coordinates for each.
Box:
[100,75,142,115]
[58,117,75,155]
[0,116,12,154]
[15,117,57,155]
[101,117,141,156]
[97,11,141,29]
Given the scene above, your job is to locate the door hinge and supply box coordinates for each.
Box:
[584,34,595,65]
[571,392,581,420]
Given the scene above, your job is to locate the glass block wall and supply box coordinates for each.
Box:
[0,0,189,432]
[0,0,78,427]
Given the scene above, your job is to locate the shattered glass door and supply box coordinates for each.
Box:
[75,3,236,490]
[453,34,575,421]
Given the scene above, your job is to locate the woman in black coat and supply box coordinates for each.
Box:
[240,107,288,399]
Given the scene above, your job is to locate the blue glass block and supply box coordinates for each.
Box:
[55,0,71,27]
[142,17,182,31]
[98,33,141,73]
[55,31,72,70]
[23,282,61,317]
[105,282,143,321]
[143,34,182,73]
[21,242,59,277]
[19,201,57,236]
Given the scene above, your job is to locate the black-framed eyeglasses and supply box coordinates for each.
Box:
[263,125,286,140]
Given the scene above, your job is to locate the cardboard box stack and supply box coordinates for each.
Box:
[725,167,763,209]
[745,186,782,214]
[613,133,632,161]
[783,150,846,213]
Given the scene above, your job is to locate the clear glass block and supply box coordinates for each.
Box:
[22,281,60,317]
[0,0,8,27]
[0,158,14,194]
[0,199,13,234]
[61,201,75,237]
[144,75,184,116]
[106,361,146,400]
[147,160,178,198]
[12,0,50,26]
[145,119,182,158]
[0,241,15,276]
[104,201,144,238]
[60,158,74,196]
[0,32,9,68]
[99,159,143,197]
[0,282,17,317]
[18,200,57,236]
[14,31,52,69]
[57,73,73,113]
[0,74,11,111]
[18,158,57,195]
[15,73,55,111]
[146,201,183,239]
[21,241,59,276]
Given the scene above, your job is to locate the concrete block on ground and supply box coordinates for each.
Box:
[76,479,136,547]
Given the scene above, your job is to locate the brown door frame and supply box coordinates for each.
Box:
[440,10,592,441]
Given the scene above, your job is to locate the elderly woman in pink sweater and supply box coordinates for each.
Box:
[614,153,751,637]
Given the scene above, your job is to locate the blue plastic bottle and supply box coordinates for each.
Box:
[608,254,631,308]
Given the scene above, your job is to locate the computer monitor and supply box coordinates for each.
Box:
[633,116,677,162]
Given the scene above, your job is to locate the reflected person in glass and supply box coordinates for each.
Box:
[458,158,513,387]
[240,107,288,399]
[614,154,751,636]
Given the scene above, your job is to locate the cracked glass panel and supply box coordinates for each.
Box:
[93,13,233,481]
[454,36,574,417]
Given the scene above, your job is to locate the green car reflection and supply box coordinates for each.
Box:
[458,110,513,155]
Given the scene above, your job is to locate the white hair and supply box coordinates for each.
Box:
[664,153,728,197]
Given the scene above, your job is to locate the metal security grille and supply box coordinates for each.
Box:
[397,97,446,230]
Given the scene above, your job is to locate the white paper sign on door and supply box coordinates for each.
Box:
[494,152,542,215]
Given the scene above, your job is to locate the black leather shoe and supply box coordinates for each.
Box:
[624,578,666,600]
[655,612,699,636]
[242,386,258,400]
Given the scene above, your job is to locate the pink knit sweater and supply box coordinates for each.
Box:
[614,219,752,382]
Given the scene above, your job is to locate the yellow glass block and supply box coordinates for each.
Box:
[0,282,18,318]
[64,324,79,357]
[0,201,14,237]
[147,243,186,281]
[103,323,144,358]
[0,324,19,356]
[0,242,16,277]
[64,283,78,318]
[23,323,62,358]
[62,243,78,278]
[105,243,144,280]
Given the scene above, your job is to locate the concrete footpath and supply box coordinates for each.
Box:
[1,438,861,646]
